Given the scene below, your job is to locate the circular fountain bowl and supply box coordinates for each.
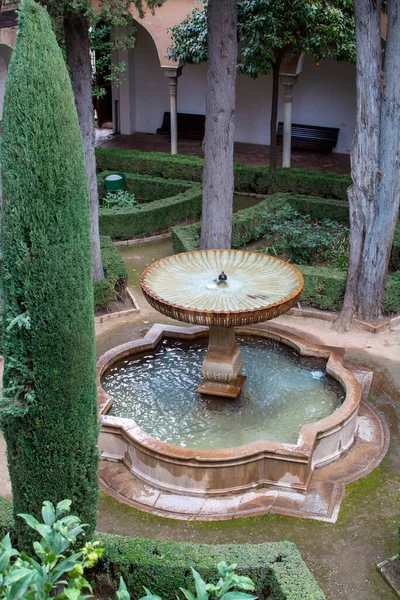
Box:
[97,324,362,501]
[102,335,344,449]
[140,250,304,327]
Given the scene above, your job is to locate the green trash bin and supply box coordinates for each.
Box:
[103,172,126,192]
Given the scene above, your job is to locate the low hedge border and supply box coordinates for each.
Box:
[94,533,325,600]
[171,193,400,313]
[95,148,351,200]
[98,171,196,203]
[99,187,202,240]
[93,236,128,311]
[0,499,325,600]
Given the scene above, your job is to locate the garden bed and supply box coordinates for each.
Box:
[0,496,325,600]
[98,172,202,240]
[96,147,351,200]
[93,533,325,600]
[171,193,400,314]
[98,171,196,203]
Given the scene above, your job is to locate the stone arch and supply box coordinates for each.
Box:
[128,0,191,68]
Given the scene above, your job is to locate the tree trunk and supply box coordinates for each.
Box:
[64,13,104,282]
[269,54,282,173]
[200,0,237,250]
[334,0,400,331]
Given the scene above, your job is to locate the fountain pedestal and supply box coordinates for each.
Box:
[197,326,246,397]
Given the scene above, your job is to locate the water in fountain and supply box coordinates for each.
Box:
[103,336,343,449]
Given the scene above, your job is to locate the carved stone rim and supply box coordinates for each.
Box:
[97,323,361,461]
[140,250,304,327]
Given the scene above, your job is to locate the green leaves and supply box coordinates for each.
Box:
[168,0,356,72]
[139,585,162,600]
[103,190,137,211]
[256,204,349,267]
[140,561,258,600]
[0,500,104,600]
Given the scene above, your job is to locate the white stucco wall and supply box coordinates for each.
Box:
[292,57,356,154]
[119,25,356,154]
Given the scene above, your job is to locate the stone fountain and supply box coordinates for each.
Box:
[95,249,377,521]
[140,249,303,397]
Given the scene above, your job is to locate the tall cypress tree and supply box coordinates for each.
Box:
[0,0,98,546]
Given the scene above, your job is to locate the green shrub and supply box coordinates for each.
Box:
[0,500,325,600]
[254,205,349,267]
[93,236,128,311]
[104,189,137,210]
[141,561,258,600]
[382,271,400,314]
[280,195,350,223]
[268,168,351,201]
[95,148,350,199]
[96,149,204,183]
[95,533,325,600]
[0,0,98,547]
[297,266,346,310]
[99,188,203,240]
[390,224,400,271]
[0,499,105,599]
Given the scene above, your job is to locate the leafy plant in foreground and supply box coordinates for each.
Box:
[139,561,258,600]
[0,502,256,600]
[0,499,104,599]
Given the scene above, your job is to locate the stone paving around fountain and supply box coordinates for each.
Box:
[0,235,400,599]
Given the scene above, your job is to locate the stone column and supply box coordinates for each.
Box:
[280,74,299,168]
[163,67,182,155]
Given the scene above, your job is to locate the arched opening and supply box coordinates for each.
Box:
[112,21,169,136]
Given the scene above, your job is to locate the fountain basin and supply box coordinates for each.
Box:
[97,324,362,497]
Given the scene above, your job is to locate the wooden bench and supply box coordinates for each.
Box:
[277,122,340,153]
[156,112,205,140]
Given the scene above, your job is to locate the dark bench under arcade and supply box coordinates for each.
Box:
[277,122,340,153]
[157,112,205,140]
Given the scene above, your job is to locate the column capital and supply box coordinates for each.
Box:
[279,73,299,87]
[161,66,183,80]
[280,74,299,102]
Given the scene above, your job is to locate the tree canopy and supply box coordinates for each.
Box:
[168,0,356,70]
[168,0,355,170]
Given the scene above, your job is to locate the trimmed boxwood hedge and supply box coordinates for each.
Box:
[99,187,202,240]
[98,171,195,203]
[95,147,351,200]
[94,533,325,600]
[171,193,400,314]
[0,500,325,599]
[93,236,128,311]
